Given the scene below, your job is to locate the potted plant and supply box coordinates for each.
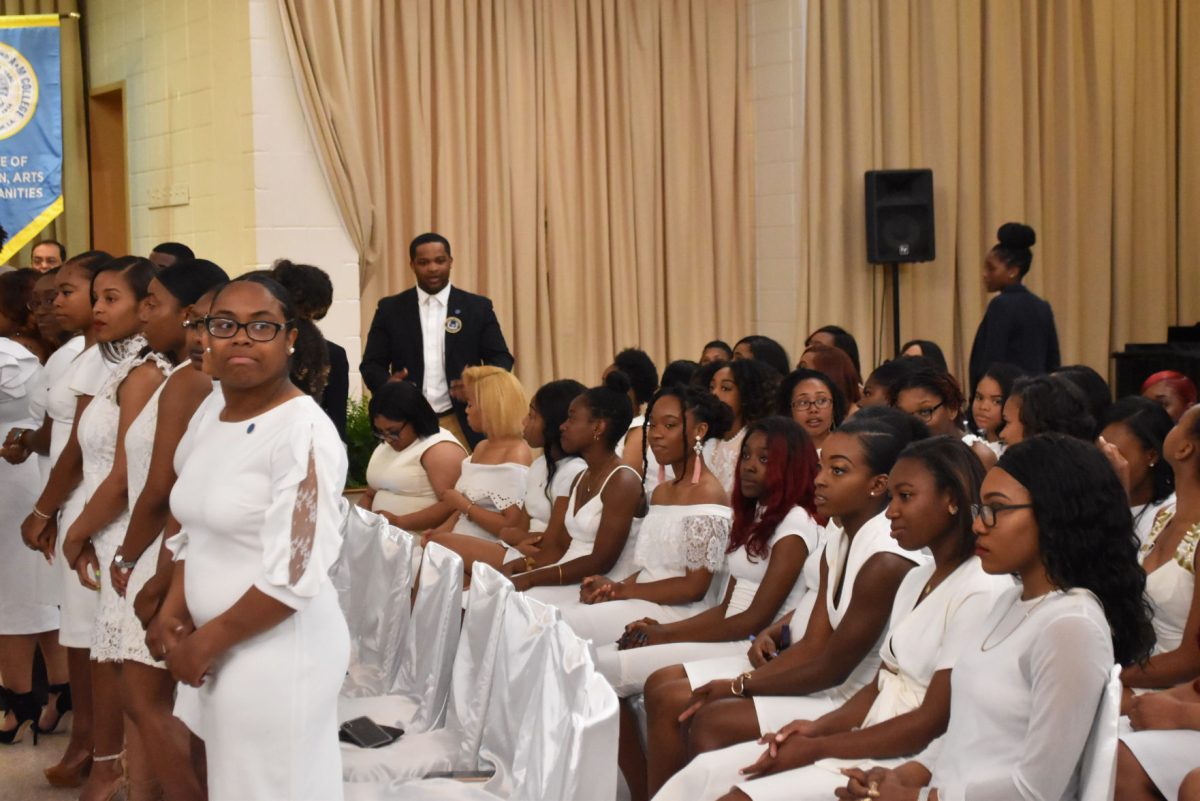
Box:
[343,396,375,502]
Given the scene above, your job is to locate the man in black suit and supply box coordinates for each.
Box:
[360,233,514,447]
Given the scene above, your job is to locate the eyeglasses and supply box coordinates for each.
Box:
[970,502,1034,527]
[182,318,206,330]
[204,316,293,342]
[25,294,55,312]
[791,396,833,412]
[909,401,946,422]
[373,422,408,443]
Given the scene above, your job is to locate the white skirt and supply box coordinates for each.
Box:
[57,488,99,648]
[0,457,58,635]
[1122,727,1200,801]
[598,640,748,697]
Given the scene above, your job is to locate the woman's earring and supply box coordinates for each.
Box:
[949,505,958,515]
[691,435,704,484]
[288,347,295,355]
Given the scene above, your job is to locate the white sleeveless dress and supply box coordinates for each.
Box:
[1138,507,1198,658]
[596,505,823,697]
[366,428,465,517]
[556,502,732,645]
[119,361,190,666]
[661,559,1012,801]
[53,342,113,647]
[0,338,58,635]
[77,336,169,662]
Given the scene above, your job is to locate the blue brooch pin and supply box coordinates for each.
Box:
[247,423,256,434]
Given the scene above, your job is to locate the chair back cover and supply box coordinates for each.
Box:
[399,542,464,732]
[474,594,558,798]
[447,563,515,768]
[1078,664,1123,801]
[333,505,415,696]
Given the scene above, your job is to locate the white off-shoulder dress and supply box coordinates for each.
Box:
[169,394,350,801]
[596,505,822,697]
[658,558,1012,801]
[556,502,732,646]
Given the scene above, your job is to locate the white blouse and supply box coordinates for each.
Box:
[921,587,1114,801]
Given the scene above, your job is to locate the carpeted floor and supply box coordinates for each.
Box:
[0,728,78,801]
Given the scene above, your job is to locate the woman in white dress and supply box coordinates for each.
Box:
[895,362,997,470]
[360,379,466,530]
[645,407,930,798]
[512,375,644,601]
[553,385,734,647]
[779,368,848,454]
[108,261,228,801]
[150,275,350,801]
[61,257,169,801]
[661,437,1012,801]
[838,433,1155,801]
[703,359,779,495]
[1121,403,1200,696]
[607,348,662,492]
[1101,396,1177,546]
[16,250,113,785]
[422,365,532,575]
[965,362,1023,458]
[1117,668,1200,801]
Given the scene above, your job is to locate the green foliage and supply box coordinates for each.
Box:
[345,396,375,488]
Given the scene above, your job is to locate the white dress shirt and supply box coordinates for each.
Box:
[417,283,453,413]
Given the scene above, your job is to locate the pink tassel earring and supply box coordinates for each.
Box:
[691,435,704,484]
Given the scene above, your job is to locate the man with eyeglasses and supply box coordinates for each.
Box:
[359,232,514,448]
[30,240,66,272]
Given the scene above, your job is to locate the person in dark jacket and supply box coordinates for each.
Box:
[359,233,514,447]
[968,222,1060,391]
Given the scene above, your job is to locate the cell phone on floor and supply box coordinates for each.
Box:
[339,716,403,748]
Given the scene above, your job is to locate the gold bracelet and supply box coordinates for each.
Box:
[465,501,476,520]
[524,555,536,572]
[557,564,564,585]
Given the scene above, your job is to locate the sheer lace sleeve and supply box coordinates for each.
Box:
[936,612,1113,801]
[254,403,349,609]
[681,514,732,572]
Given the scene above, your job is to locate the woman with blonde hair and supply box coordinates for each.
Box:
[422,366,533,574]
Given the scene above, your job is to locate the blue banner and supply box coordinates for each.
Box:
[0,15,61,264]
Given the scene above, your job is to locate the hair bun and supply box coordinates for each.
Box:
[996,222,1036,251]
[603,369,632,396]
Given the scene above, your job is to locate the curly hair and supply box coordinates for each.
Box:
[728,416,822,561]
[271,259,334,321]
[998,434,1155,666]
[532,378,587,499]
[895,436,986,560]
[1011,375,1094,441]
[712,358,781,427]
[777,368,848,428]
[644,383,735,484]
[611,348,659,407]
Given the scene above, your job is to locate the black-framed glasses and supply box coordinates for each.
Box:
[182,318,206,330]
[791,396,833,412]
[910,401,946,422]
[373,422,408,443]
[970,502,1034,527]
[204,316,293,342]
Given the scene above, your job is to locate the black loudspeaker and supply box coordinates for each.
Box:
[865,169,935,263]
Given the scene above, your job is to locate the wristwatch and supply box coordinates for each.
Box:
[113,550,138,572]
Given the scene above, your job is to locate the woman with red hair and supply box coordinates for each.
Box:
[799,343,862,413]
[1143,370,1198,423]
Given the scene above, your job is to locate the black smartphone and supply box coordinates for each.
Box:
[339,717,402,748]
[778,623,792,651]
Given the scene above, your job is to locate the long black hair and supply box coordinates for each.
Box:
[998,434,1155,666]
[895,436,986,560]
[1102,396,1176,505]
[532,378,587,499]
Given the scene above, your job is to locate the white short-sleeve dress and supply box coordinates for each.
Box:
[170,394,350,801]
[659,558,1012,801]
[596,505,822,696]
[0,339,58,635]
[556,502,732,645]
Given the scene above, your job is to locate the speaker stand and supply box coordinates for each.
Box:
[891,262,904,358]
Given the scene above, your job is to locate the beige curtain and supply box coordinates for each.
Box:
[1,0,88,262]
[277,0,751,390]
[801,0,1195,379]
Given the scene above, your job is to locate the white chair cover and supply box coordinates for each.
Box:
[333,505,416,697]
[338,541,464,736]
[342,562,515,783]
[1078,664,1123,801]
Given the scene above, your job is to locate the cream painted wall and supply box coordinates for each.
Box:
[87,0,363,394]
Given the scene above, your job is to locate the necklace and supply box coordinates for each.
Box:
[582,456,620,496]
[980,591,1055,651]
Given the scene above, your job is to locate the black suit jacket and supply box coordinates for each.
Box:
[360,286,514,445]
[968,283,1061,390]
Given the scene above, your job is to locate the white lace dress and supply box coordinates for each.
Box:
[557,503,732,645]
[119,361,189,667]
[703,428,747,496]
[448,456,530,541]
[76,337,169,662]
[169,394,350,800]
[0,339,58,635]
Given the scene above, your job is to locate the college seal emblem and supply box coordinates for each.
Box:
[0,43,38,141]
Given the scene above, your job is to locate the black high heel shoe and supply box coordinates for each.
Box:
[36,683,72,735]
[0,689,40,745]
